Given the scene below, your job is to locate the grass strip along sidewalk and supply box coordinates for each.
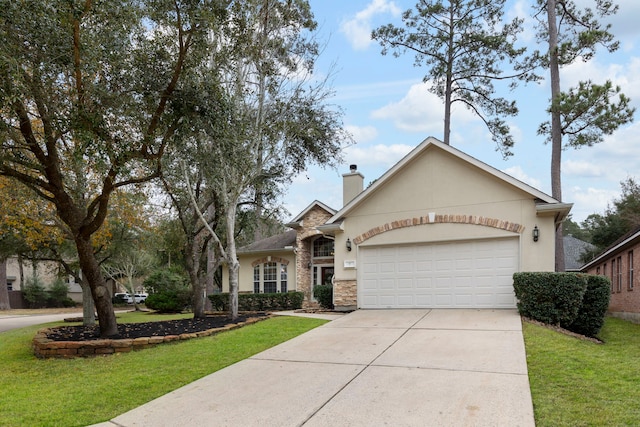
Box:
[0,313,327,427]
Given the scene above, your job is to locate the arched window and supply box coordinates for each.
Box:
[313,236,334,258]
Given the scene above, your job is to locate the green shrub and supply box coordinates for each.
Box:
[208,292,304,312]
[23,277,47,308]
[513,272,587,325]
[313,285,334,309]
[208,293,227,311]
[143,269,192,313]
[46,279,75,307]
[145,292,187,313]
[564,274,611,337]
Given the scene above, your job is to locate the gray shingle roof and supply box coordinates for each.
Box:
[238,229,297,253]
[564,235,595,271]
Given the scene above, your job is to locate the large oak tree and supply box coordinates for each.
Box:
[0,0,226,336]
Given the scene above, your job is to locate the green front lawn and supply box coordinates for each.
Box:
[0,313,327,427]
[524,317,640,426]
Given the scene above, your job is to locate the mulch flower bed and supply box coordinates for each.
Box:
[34,313,271,358]
[46,314,267,341]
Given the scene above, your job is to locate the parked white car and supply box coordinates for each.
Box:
[133,293,148,304]
[114,292,147,304]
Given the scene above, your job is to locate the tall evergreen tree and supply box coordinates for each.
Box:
[533,0,635,271]
[372,0,538,155]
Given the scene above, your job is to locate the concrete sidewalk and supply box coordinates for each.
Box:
[92,309,534,427]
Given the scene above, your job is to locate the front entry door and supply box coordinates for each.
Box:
[312,265,334,300]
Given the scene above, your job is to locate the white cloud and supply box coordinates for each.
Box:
[332,78,421,102]
[343,143,413,169]
[345,124,378,143]
[573,121,640,172]
[340,0,401,51]
[371,82,478,134]
[567,186,619,221]
[563,160,605,178]
[501,166,543,190]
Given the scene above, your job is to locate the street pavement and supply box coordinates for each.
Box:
[0,311,84,333]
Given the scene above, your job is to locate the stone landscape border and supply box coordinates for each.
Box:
[33,315,270,359]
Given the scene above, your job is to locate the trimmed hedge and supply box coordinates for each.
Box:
[513,272,587,326]
[513,272,610,337]
[313,285,333,309]
[564,274,610,337]
[209,292,304,312]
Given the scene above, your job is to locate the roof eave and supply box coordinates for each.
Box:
[327,137,561,224]
[316,222,344,236]
[581,230,640,271]
[536,202,573,224]
[237,247,296,256]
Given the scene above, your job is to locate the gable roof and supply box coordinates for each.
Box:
[581,225,640,271]
[285,200,336,229]
[325,137,572,226]
[237,230,297,254]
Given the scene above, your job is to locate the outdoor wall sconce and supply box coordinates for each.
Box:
[346,238,352,251]
[533,225,539,242]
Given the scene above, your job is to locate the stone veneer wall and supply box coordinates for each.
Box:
[33,316,267,359]
[295,205,334,308]
[334,279,357,311]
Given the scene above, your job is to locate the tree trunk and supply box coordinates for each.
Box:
[226,203,239,319]
[187,229,208,318]
[81,279,96,326]
[205,240,215,311]
[75,236,118,337]
[228,261,239,320]
[442,6,456,145]
[0,258,9,310]
[546,0,566,271]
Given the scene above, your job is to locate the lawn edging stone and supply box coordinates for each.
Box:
[33,315,270,359]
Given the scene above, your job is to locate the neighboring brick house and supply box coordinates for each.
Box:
[581,227,640,322]
[222,137,571,310]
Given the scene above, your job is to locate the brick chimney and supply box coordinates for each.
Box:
[343,164,364,206]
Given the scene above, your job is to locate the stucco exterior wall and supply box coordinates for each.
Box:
[6,257,64,290]
[332,146,557,289]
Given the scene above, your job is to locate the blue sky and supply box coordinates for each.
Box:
[282,0,640,224]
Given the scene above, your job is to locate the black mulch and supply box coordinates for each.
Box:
[45,313,269,342]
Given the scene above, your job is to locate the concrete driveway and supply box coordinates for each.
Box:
[96,309,534,427]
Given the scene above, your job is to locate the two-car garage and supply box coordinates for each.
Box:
[358,238,519,309]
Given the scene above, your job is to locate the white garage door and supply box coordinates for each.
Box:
[359,238,519,308]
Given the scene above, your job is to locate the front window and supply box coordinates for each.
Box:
[252,261,288,294]
[253,266,260,294]
[264,262,277,294]
[280,264,288,293]
[313,236,334,258]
